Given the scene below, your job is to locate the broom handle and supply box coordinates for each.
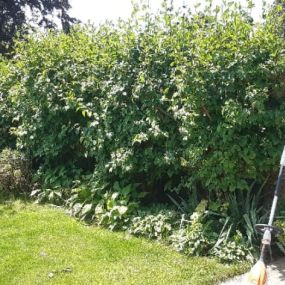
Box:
[268,146,285,226]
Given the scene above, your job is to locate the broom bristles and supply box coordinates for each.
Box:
[246,260,267,285]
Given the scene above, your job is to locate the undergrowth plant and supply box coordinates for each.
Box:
[129,208,177,240]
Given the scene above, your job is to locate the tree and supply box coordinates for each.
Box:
[0,0,77,54]
[275,0,285,35]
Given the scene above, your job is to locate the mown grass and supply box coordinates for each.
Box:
[0,201,248,285]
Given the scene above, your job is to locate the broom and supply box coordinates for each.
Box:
[246,146,285,285]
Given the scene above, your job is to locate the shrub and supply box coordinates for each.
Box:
[1,1,285,197]
[0,148,31,194]
[0,58,16,150]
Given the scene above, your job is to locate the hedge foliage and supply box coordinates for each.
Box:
[0,58,15,150]
[1,1,285,196]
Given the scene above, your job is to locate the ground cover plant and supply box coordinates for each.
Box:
[0,201,248,285]
[1,0,285,266]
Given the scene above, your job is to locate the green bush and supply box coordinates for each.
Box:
[0,148,31,194]
[0,58,16,150]
[1,1,285,197]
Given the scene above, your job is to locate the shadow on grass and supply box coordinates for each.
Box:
[0,192,33,215]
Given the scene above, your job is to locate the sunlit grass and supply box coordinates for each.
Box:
[0,201,248,285]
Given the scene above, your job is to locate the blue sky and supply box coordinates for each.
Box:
[69,0,274,25]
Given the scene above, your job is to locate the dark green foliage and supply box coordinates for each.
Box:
[0,58,16,150]
[68,181,143,230]
[1,1,285,196]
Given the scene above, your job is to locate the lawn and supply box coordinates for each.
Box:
[0,201,248,285]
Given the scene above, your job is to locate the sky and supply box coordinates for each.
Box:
[69,0,274,25]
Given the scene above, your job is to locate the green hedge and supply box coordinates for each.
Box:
[1,2,285,195]
[0,58,15,150]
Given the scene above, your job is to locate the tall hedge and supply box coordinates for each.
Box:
[1,1,285,195]
[0,58,16,150]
